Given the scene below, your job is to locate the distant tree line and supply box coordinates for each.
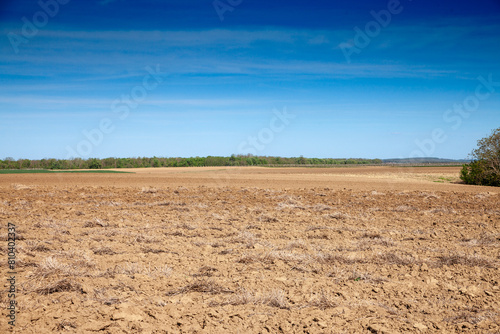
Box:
[0,155,383,170]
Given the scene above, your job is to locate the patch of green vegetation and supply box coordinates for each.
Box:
[0,169,53,174]
[433,176,454,183]
[460,128,500,187]
[0,169,132,174]
[391,164,464,168]
[56,170,132,174]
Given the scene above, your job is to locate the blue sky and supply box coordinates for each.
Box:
[1,0,499,160]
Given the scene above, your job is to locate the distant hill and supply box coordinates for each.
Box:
[382,157,470,164]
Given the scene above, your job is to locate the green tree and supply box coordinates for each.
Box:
[49,159,62,170]
[460,128,500,187]
[297,156,307,164]
[21,159,31,168]
[88,158,102,169]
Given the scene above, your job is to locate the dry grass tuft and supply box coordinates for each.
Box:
[193,266,218,277]
[35,278,82,295]
[92,288,121,305]
[141,246,167,254]
[141,187,158,194]
[166,279,233,296]
[30,257,79,279]
[356,237,394,249]
[435,254,495,268]
[219,248,233,255]
[270,250,309,264]
[393,205,417,212]
[284,239,309,250]
[371,190,386,196]
[92,246,116,255]
[245,224,261,230]
[11,183,32,190]
[165,231,187,237]
[309,290,337,309]
[359,232,382,239]
[263,289,289,309]
[84,218,109,228]
[230,231,258,248]
[134,234,159,243]
[25,240,51,252]
[215,288,255,306]
[211,213,225,221]
[374,252,417,266]
[474,193,491,200]
[462,233,499,246]
[346,270,388,284]
[257,214,279,223]
[276,199,305,210]
[317,253,364,265]
[428,207,456,214]
[422,192,440,199]
[324,212,351,220]
[237,252,274,264]
[443,307,497,325]
[313,204,332,212]
[216,289,289,309]
[176,223,197,230]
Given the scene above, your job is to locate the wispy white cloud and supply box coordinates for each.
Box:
[0,96,270,108]
[29,29,297,46]
[0,52,456,80]
[2,16,497,82]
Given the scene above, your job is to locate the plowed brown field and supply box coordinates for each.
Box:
[1,166,499,333]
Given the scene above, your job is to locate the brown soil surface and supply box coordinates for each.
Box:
[1,166,499,333]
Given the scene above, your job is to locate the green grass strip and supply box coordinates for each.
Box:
[0,169,133,174]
